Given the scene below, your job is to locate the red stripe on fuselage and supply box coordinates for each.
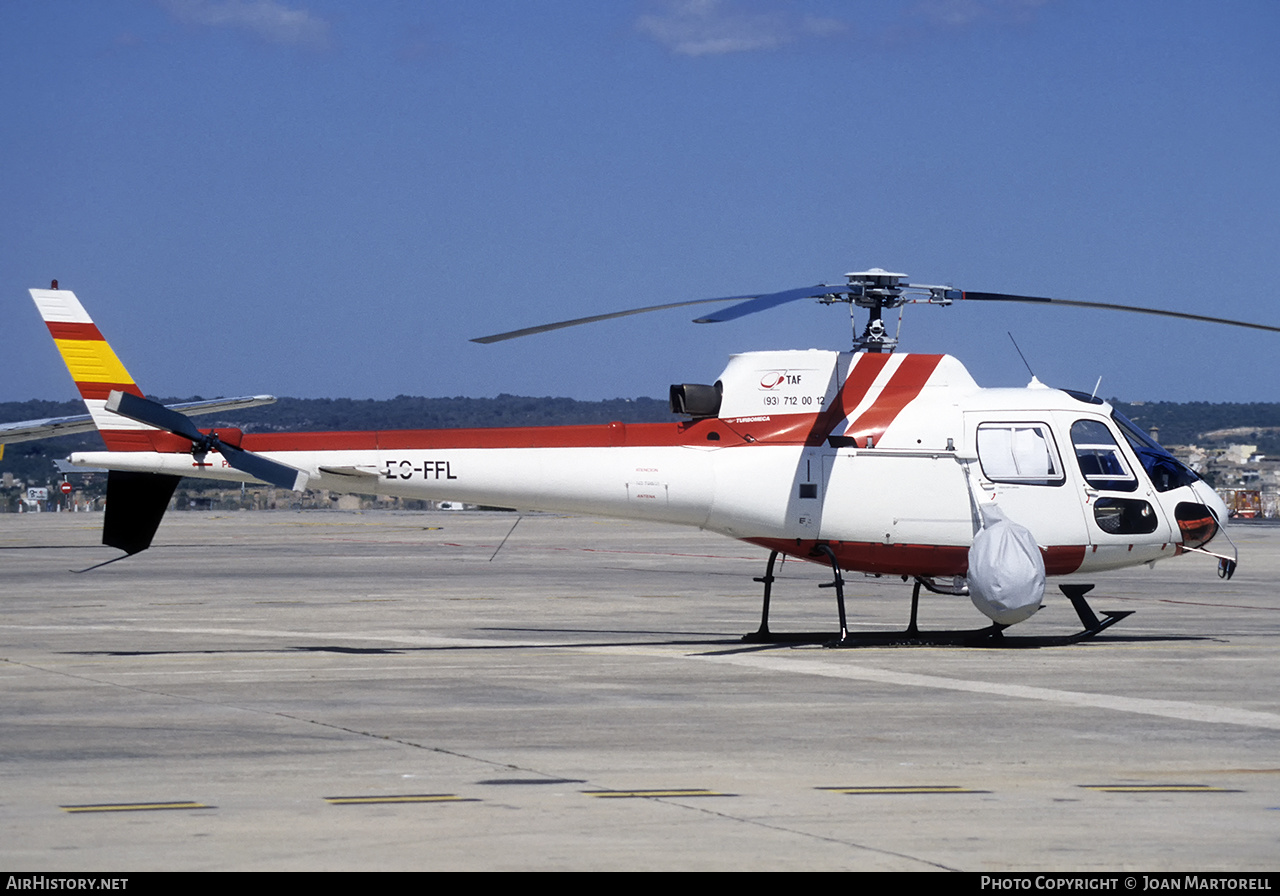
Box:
[120,354,945,456]
[748,538,1086,577]
[236,417,744,453]
[845,355,943,446]
[803,353,891,445]
[749,537,969,577]
[718,414,823,443]
[709,353,898,446]
[1043,545,1086,575]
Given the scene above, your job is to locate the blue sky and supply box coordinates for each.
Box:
[3,1,1278,406]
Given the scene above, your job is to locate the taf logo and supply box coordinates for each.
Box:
[759,371,802,389]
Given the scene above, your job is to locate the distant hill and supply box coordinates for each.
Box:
[1111,401,1280,455]
[216,394,675,432]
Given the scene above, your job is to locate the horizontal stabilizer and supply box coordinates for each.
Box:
[0,395,276,446]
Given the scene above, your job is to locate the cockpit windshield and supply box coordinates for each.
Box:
[1112,411,1200,492]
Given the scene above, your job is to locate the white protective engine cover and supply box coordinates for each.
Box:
[966,504,1046,625]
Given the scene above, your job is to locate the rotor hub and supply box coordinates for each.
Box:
[843,268,909,309]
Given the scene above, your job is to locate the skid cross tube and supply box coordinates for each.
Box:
[739,552,1135,647]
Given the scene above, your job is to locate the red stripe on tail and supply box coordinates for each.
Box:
[45,321,107,341]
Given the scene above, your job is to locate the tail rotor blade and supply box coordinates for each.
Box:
[218,443,309,492]
[107,390,308,491]
[106,390,205,441]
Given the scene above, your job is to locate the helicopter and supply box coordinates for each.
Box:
[27,270,1277,647]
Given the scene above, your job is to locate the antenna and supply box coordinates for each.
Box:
[1007,332,1036,379]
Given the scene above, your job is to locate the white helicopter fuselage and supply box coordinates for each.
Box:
[70,348,1226,581]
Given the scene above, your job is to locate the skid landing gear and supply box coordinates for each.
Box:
[740,551,1134,648]
[741,548,852,645]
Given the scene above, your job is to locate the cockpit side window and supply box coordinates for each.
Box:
[976,423,1064,486]
[1071,419,1138,492]
[1111,411,1200,492]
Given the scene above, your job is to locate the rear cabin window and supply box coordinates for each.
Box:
[976,423,1064,486]
[1070,419,1138,492]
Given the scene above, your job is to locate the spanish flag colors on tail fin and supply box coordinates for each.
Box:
[29,288,154,451]
[29,286,184,556]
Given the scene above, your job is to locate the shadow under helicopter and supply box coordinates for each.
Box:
[65,626,1213,658]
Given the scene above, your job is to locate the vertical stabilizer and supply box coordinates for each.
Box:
[29,288,154,450]
[102,471,182,555]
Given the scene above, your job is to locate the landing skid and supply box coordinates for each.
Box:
[740,551,1133,648]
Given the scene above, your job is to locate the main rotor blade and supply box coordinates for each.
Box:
[692,284,838,324]
[106,391,205,442]
[470,296,753,344]
[959,292,1280,334]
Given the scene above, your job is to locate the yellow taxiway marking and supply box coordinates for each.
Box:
[819,785,988,794]
[324,794,474,805]
[61,801,210,813]
[583,789,728,798]
[1079,784,1239,793]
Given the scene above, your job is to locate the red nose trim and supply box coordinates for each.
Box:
[1175,502,1218,549]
